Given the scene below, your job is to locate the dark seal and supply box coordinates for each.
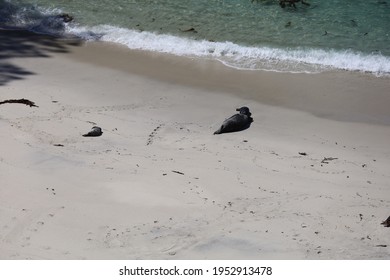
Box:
[214,107,253,135]
[83,126,103,137]
[381,216,390,227]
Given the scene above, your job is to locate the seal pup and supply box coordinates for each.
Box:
[83,126,103,137]
[214,106,253,135]
[381,216,390,227]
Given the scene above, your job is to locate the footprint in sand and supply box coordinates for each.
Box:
[45,187,56,196]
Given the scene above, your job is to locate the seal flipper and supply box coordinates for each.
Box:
[214,125,224,135]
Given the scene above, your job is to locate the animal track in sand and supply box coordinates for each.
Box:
[65,104,140,114]
[45,187,56,196]
[89,218,203,258]
[3,206,65,249]
[147,124,164,145]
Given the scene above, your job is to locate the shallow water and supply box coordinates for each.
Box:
[2,0,390,75]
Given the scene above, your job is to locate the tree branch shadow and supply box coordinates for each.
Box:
[0,0,83,86]
[0,28,82,86]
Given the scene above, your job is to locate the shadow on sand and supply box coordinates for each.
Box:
[0,0,83,86]
[0,29,82,86]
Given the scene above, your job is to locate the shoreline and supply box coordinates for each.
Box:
[1,30,389,259]
[69,40,390,126]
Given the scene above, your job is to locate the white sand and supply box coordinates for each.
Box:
[0,33,389,259]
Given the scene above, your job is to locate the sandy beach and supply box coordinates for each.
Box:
[0,30,389,259]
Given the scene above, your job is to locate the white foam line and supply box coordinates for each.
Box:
[66,24,390,76]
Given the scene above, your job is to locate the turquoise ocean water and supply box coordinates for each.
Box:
[1,0,390,75]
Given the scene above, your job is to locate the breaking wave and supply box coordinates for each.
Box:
[68,24,390,76]
[1,1,389,76]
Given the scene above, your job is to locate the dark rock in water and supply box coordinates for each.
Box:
[214,106,253,135]
[180,27,198,33]
[278,0,311,8]
[58,13,73,23]
[381,216,390,227]
[83,126,103,137]
[31,13,73,35]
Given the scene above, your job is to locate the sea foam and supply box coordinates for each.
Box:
[67,24,390,76]
[2,0,390,76]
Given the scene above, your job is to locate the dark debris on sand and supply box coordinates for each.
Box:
[0,98,38,107]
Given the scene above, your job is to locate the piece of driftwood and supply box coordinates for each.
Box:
[321,157,338,164]
[0,98,38,107]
